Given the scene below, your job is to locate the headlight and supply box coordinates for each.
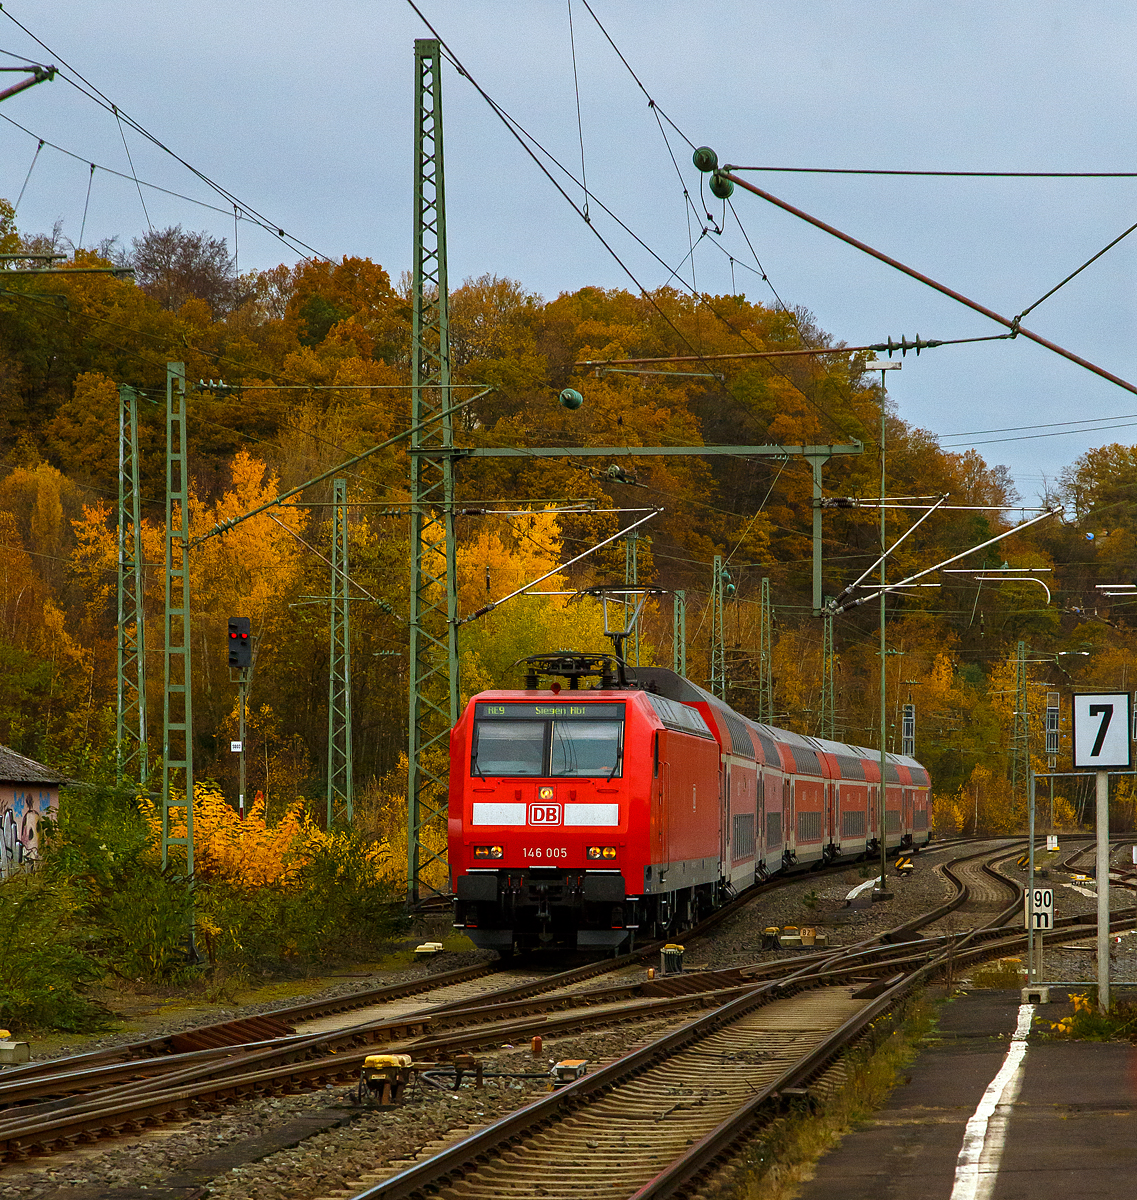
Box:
[473,845,503,859]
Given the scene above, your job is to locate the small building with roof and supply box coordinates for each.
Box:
[0,745,64,876]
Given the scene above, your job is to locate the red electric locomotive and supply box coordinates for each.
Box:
[449,653,930,954]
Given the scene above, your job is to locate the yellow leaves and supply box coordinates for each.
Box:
[139,782,390,888]
[189,450,307,625]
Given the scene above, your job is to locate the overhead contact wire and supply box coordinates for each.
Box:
[721,171,1137,399]
[1,8,329,261]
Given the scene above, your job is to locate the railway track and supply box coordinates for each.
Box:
[0,839,1076,1170]
[341,879,1137,1200]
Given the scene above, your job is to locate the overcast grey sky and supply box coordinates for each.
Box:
[4,1,1137,500]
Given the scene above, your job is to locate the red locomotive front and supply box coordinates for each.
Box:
[449,688,644,953]
[449,674,721,954]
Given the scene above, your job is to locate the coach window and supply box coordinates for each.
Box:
[472,721,545,776]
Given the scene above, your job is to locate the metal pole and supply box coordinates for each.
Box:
[809,454,828,617]
[759,577,773,724]
[116,384,148,786]
[879,373,888,892]
[161,363,194,902]
[1096,769,1110,1011]
[711,555,726,699]
[672,590,686,676]
[328,477,353,827]
[1027,769,1036,981]
[408,38,457,903]
[238,675,247,820]
[820,610,835,740]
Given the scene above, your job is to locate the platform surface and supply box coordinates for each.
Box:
[796,987,1137,1200]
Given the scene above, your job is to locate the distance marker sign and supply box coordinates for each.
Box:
[1025,886,1054,930]
[1072,692,1133,769]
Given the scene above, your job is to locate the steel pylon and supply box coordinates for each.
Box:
[161,362,194,879]
[407,38,458,903]
[116,384,148,786]
[710,555,727,699]
[819,608,835,740]
[327,477,353,827]
[672,590,686,677]
[1011,638,1029,802]
[758,577,773,723]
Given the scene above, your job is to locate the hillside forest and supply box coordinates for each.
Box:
[5,198,1137,847]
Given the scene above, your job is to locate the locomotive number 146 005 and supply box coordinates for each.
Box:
[523,846,568,859]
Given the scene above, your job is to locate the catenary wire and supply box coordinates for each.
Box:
[725,165,1137,177]
[402,1,809,441]
[13,136,42,211]
[405,2,858,444]
[113,104,152,233]
[1,111,244,218]
[565,0,590,222]
[0,8,329,261]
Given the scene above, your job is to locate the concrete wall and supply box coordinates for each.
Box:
[0,782,58,877]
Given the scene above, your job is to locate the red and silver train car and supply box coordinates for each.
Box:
[449,658,930,954]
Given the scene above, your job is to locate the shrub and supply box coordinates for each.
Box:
[44,783,195,984]
[1050,991,1137,1040]
[0,874,108,1033]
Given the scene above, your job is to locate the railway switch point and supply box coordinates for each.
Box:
[551,1059,588,1086]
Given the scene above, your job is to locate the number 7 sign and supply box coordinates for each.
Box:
[1072,693,1132,769]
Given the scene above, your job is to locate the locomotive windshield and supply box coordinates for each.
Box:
[471,702,624,778]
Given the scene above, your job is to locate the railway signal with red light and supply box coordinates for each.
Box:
[227,617,252,669]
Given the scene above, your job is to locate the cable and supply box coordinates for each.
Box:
[403,5,780,440]
[942,411,1137,438]
[721,170,1137,401]
[77,162,94,249]
[940,418,1137,448]
[577,0,693,149]
[113,104,152,234]
[0,8,329,261]
[1,112,236,218]
[1013,215,1137,325]
[13,136,41,211]
[725,165,1137,178]
[565,0,589,223]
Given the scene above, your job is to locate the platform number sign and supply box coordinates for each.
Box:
[1025,886,1054,930]
[1071,692,1132,770]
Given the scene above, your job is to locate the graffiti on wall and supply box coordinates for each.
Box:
[0,789,54,879]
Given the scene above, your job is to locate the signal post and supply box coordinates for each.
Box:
[228,617,253,819]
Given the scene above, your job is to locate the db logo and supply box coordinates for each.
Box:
[528,803,562,826]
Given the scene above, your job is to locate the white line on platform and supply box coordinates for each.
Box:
[949,1003,1034,1200]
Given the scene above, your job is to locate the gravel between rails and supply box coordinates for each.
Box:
[2,1017,694,1200]
[28,947,496,1064]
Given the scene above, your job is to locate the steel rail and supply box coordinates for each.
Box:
[0,843,1113,1167]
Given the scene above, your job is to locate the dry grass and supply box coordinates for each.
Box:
[722,995,937,1200]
